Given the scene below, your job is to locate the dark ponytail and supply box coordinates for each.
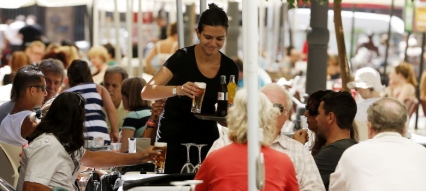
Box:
[197,3,229,33]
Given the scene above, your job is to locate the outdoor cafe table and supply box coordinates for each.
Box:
[117,173,190,191]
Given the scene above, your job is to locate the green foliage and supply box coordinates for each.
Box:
[285,0,332,9]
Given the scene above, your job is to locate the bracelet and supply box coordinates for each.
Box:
[146,120,157,127]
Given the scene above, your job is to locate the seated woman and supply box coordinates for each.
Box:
[66,60,119,143]
[17,92,159,191]
[194,89,299,191]
[144,22,178,75]
[387,62,417,103]
[119,77,152,152]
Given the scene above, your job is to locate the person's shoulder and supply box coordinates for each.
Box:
[274,135,311,157]
[220,53,238,68]
[26,134,59,153]
[328,139,357,151]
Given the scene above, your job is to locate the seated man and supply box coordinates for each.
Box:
[314,91,358,189]
[0,65,46,146]
[329,98,426,191]
[347,67,384,141]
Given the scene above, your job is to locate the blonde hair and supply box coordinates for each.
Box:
[27,40,46,50]
[88,45,109,63]
[394,62,417,87]
[227,89,280,146]
[58,46,79,67]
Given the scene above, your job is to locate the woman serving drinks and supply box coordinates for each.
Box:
[141,3,239,173]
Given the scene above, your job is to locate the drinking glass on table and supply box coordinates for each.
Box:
[192,144,207,173]
[191,82,206,113]
[152,142,167,173]
[180,143,195,173]
[110,143,121,153]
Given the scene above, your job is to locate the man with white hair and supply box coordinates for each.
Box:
[329,98,426,191]
[209,83,325,191]
[347,67,384,141]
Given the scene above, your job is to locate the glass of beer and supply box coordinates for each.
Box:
[152,142,167,174]
[191,82,206,113]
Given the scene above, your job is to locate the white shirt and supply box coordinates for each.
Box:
[329,132,426,191]
[0,110,32,146]
[17,133,86,191]
[209,129,326,191]
[354,97,380,141]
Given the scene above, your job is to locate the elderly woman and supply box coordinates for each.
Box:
[194,89,299,191]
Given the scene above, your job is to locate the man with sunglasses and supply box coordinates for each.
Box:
[209,83,325,191]
[0,65,46,146]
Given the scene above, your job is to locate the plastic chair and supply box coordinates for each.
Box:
[0,177,15,191]
[404,97,419,117]
[0,142,22,187]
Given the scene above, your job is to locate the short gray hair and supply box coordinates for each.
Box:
[104,66,129,81]
[227,89,280,146]
[38,59,65,80]
[367,97,407,134]
[260,83,293,113]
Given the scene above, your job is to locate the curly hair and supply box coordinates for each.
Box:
[227,89,280,146]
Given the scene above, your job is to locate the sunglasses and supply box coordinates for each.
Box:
[273,103,286,114]
[305,104,318,116]
[29,85,46,92]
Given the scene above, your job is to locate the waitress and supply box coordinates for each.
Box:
[141,3,239,174]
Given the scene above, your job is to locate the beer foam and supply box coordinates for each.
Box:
[195,82,206,89]
[154,142,167,147]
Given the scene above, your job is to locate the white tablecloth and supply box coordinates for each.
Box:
[117,173,190,191]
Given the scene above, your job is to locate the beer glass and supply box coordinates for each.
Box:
[152,142,167,173]
[191,82,206,113]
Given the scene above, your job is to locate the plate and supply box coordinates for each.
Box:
[194,114,226,122]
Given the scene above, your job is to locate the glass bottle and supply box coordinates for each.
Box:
[216,75,228,117]
[227,75,237,106]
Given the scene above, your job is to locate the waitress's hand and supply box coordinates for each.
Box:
[178,82,201,99]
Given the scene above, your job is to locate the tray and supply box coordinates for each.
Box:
[194,114,226,122]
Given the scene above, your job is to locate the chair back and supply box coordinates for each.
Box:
[0,143,22,187]
[404,97,419,117]
[0,177,15,191]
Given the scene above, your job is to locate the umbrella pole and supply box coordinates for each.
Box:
[415,32,426,130]
[382,0,395,79]
[349,4,356,60]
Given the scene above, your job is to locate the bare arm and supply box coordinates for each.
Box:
[145,44,157,75]
[21,116,38,140]
[96,84,119,142]
[141,67,200,100]
[23,182,50,191]
[80,149,159,168]
[120,129,135,152]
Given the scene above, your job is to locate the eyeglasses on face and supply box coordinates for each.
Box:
[305,104,318,116]
[29,85,46,92]
[273,103,286,114]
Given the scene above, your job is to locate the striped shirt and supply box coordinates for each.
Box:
[122,107,151,138]
[65,83,110,144]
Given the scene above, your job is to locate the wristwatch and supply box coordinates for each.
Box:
[172,86,177,96]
